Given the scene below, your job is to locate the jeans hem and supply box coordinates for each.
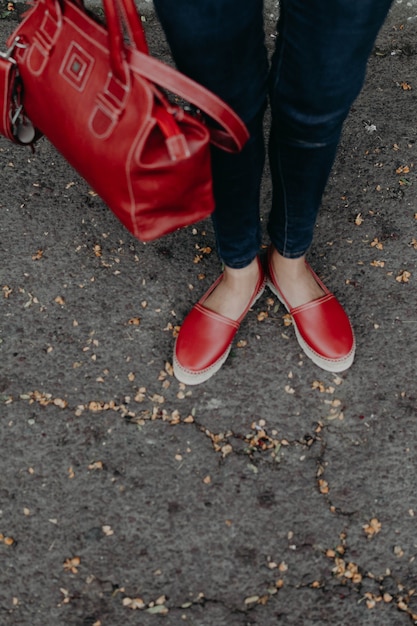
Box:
[219,253,260,270]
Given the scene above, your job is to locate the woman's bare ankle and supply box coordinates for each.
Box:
[270,248,324,308]
[204,257,261,320]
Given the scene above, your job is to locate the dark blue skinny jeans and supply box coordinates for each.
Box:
[154,0,393,268]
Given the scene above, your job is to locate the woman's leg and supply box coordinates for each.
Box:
[154,0,268,269]
[267,0,394,307]
[263,0,393,372]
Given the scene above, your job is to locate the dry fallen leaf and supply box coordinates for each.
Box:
[370,238,383,250]
[151,394,165,404]
[88,461,103,471]
[216,442,231,458]
[318,479,329,495]
[0,535,15,546]
[53,398,68,409]
[59,588,71,604]
[363,517,382,537]
[134,388,146,403]
[394,545,404,557]
[396,270,411,283]
[63,556,80,574]
[396,165,411,174]
[122,597,145,610]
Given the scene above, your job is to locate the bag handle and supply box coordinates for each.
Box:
[117,0,148,54]
[101,0,249,153]
[127,47,249,153]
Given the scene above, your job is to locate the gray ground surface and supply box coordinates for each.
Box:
[1,1,417,624]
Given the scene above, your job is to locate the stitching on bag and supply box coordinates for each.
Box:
[59,41,94,92]
[89,103,117,139]
[88,74,130,140]
[26,42,48,76]
[25,11,59,76]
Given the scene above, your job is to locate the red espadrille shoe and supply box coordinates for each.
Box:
[266,253,355,372]
[173,257,266,384]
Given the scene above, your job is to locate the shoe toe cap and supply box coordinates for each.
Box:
[293,295,355,361]
[175,304,238,373]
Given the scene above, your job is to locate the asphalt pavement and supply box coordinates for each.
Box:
[1,1,417,624]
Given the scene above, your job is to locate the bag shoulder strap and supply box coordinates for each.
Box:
[126,48,249,153]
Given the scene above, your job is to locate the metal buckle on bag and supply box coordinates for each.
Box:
[0,36,27,64]
[10,78,36,144]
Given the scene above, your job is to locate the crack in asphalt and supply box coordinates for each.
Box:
[2,391,417,623]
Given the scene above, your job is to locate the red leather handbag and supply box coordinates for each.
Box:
[0,0,248,241]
